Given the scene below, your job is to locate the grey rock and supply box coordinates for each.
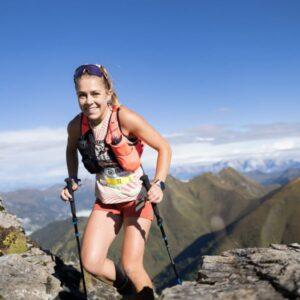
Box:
[0,201,121,299]
[0,246,62,299]
[0,207,24,230]
[1,196,299,299]
[160,244,300,300]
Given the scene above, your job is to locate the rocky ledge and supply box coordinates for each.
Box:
[1,195,299,299]
[161,243,300,299]
[0,197,123,300]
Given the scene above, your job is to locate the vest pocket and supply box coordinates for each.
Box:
[109,136,141,172]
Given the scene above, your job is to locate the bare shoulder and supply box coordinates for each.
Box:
[118,105,146,131]
[118,104,138,116]
[67,114,81,142]
[117,104,170,151]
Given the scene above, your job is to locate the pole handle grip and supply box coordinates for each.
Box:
[140,174,161,220]
[64,178,81,201]
[140,174,152,191]
[65,179,73,193]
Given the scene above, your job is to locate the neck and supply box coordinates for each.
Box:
[89,105,110,127]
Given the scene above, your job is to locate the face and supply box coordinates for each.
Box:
[75,74,112,123]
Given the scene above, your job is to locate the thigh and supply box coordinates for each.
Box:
[121,215,152,267]
[81,208,123,264]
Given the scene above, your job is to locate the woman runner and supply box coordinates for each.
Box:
[60,64,172,299]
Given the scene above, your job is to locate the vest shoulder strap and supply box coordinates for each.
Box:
[108,104,140,143]
[106,105,122,144]
[80,113,90,136]
[80,105,141,145]
[80,104,119,137]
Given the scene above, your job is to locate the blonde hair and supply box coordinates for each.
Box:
[98,65,120,106]
[74,64,121,107]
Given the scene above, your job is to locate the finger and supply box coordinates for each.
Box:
[154,193,163,203]
[152,197,162,204]
[64,188,73,199]
[156,196,163,203]
[61,196,69,202]
[60,191,69,202]
[150,197,158,204]
[148,194,158,203]
[147,189,156,196]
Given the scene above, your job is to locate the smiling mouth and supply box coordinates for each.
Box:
[86,106,99,111]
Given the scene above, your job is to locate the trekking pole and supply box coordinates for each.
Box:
[65,178,88,298]
[140,174,182,285]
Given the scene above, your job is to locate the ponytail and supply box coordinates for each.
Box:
[99,65,121,107]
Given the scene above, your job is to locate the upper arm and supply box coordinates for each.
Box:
[118,106,171,152]
[67,114,81,152]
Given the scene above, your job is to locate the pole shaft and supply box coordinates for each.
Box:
[66,181,88,298]
[139,172,182,285]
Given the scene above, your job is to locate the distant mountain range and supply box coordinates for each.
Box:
[1,178,95,235]
[2,158,300,236]
[244,167,300,186]
[170,158,300,181]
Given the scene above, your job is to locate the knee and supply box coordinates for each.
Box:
[122,260,143,278]
[81,252,105,275]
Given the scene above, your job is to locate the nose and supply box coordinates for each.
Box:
[86,94,94,105]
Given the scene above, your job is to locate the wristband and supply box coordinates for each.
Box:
[153,179,165,191]
[64,177,81,187]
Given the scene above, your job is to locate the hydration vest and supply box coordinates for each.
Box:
[76,104,144,174]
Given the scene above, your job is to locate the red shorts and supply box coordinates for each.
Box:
[93,198,154,221]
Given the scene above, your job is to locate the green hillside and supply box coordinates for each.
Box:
[218,177,300,250]
[154,177,300,292]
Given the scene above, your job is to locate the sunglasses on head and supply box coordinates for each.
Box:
[73,64,104,81]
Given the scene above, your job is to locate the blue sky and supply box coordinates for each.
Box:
[1,0,299,132]
[0,1,300,191]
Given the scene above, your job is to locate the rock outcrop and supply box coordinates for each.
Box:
[0,197,123,300]
[161,243,300,299]
[0,195,28,255]
[1,196,299,299]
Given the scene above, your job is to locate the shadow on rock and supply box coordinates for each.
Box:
[43,249,87,299]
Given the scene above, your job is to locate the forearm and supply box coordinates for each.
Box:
[153,144,172,182]
[66,146,79,178]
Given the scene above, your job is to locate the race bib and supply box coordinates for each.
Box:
[96,167,135,188]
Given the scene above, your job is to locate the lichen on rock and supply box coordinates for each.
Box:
[0,225,28,254]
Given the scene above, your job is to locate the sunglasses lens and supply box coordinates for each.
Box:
[74,64,104,79]
[74,65,85,78]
